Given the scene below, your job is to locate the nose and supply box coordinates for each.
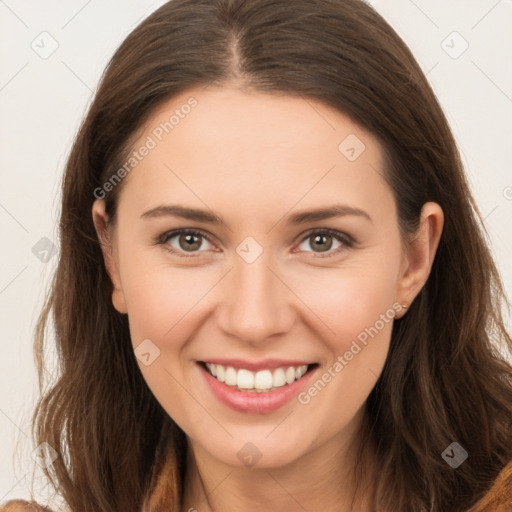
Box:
[216,249,295,346]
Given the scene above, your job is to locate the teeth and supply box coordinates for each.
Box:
[204,363,310,392]
[255,369,273,389]
[237,369,254,389]
[225,366,237,386]
[285,366,296,384]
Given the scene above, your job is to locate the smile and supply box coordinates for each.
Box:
[197,360,320,413]
[200,362,317,392]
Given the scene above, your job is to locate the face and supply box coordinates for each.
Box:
[93,85,441,470]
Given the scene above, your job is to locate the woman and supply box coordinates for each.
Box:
[2,0,512,510]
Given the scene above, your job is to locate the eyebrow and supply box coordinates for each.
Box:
[140,204,372,225]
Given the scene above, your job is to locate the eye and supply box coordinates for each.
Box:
[156,227,354,259]
[295,228,353,258]
[157,229,215,258]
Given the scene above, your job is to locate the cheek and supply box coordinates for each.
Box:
[292,276,396,430]
[290,259,400,347]
[121,264,208,344]
[115,229,213,338]
[287,258,399,410]
[119,261,211,426]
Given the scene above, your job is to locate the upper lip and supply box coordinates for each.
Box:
[199,358,316,372]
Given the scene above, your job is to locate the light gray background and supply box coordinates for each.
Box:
[1,0,511,506]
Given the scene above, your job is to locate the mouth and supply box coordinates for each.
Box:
[198,361,319,393]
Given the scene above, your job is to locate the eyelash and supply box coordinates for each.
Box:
[155,228,354,259]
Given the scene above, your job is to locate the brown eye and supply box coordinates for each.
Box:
[159,229,214,257]
[177,232,203,251]
[296,229,353,257]
[309,233,335,252]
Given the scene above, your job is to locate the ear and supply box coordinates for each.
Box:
[395,201,444,318]
[91,199,128,314]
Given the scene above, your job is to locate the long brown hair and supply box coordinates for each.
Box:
[8,0,512,510]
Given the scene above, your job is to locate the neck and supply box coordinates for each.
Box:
[180,408,377,512]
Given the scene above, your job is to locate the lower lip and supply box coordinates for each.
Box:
[197,362,318,414]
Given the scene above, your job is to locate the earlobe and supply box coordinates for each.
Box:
[395,202,444,315]
[91,199,128,314]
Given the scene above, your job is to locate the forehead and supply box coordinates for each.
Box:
[116,85,394,227]
[135,85,381,164]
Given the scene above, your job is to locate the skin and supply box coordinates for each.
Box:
[92,85,444,512]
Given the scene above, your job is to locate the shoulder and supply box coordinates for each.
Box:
[466,459,512,512]
[0,500,55,512]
